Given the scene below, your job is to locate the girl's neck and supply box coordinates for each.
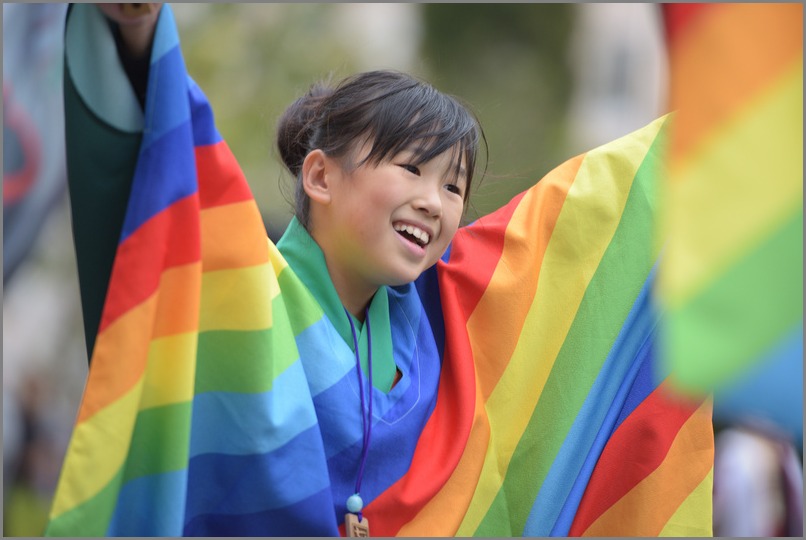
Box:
[325,262,375,324]
[307,221,376,323]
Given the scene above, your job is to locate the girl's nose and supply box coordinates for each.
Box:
[413,182,442,217]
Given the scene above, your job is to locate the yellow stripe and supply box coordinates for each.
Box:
[660,64,803,307]
[198,262,276,331]
[659,468,713,537]
[79,294,158,423]
[50,378,144,517]
[457,117,664,534]
[140,331,198,409]
[268,238,289,274]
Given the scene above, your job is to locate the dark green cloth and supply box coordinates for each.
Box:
[64,65,140,359]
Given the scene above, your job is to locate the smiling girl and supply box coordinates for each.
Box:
[277,72,478,323]
[47,3,714,537]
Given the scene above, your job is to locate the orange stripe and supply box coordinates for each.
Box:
[200,200,270,272]
[99,195,200,333]
[151,262,202,338]
[79,293,158,423]
[471,154,583,400]
[581,399,714,536]
[668,3,802,167]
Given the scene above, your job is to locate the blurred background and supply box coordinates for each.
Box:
[3,3,799,537]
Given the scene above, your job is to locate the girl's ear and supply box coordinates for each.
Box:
[302,149,333,205]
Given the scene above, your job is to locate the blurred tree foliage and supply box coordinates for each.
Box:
[176,3,363,238]
[420,3,575,221]
[175,3,576,233]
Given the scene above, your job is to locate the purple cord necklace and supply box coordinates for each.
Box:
[344,307,372,537]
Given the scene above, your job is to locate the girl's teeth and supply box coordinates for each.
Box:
[396,224,430,245]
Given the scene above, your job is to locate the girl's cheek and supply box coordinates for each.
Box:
[444,202,464,232]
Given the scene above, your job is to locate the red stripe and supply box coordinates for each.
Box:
[195,141,255,210]
[445,191,526,317]
[660,3,713,47]
[99,194,201,332]
[361,194,524,535]
[363,285,478,536]
[568,382,703,536]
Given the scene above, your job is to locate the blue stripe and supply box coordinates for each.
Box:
[185,425,331,523]
[714,323,803,444]
[325,309,441,516]
[297,317,355,398]
[183,485,339,536]
[524,266,660,536]
[150,4,180,66]
[311,294,437,459]
[108,469,187,536]
[143,44,191,150]
[413,265,446,359]
[189,361,317,457]
[120,120,197,241]
[613,335,658,430]
[549,334,657,536]
[188,77,222,147]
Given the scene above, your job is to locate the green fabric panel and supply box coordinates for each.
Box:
[195,294,299,394]
[44,468,123,536]
[666,208,803,393]
[64,61,140,360]
[474,127,663,536]
[122,403,192,482]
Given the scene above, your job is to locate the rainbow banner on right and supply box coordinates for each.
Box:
[659,4,803,443]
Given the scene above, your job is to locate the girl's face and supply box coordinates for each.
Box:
[311,145,467,310]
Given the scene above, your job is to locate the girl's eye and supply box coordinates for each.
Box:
[400,164,421,175]
[445,183,463,197]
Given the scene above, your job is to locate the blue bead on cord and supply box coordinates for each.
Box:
[346,493,364,513]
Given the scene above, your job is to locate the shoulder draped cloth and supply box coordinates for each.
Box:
[47,4,715,537]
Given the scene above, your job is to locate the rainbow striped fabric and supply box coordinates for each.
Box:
[659,4,802,442]
[47,4,712,536]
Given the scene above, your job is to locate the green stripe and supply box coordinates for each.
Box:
[474,123,665,536]
[666,207,803,393]
[277,264,325,335]
[122,402,192,482]
[195,291,300,394]
[45,468,124,536]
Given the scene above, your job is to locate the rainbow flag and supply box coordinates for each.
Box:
[659,4,803,443]
[47,4,712,536]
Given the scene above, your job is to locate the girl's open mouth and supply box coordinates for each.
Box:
[393,223,430,247]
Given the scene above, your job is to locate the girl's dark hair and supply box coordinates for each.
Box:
[276,70,486,228]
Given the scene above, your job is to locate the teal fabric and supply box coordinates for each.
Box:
[64,3,143,133]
